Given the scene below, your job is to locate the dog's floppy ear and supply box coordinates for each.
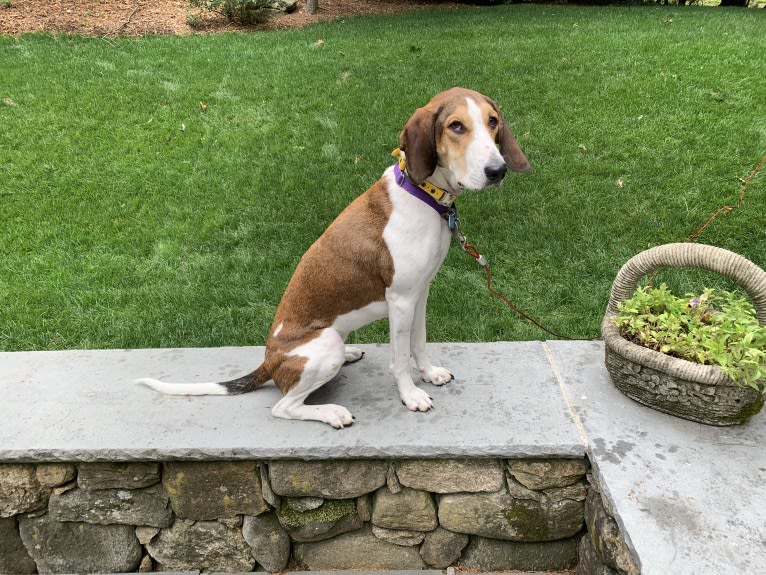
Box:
[498,121,532,173]
[485,97,532,173]
[399,106,437,185]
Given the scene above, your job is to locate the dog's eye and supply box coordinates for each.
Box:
[448,121,466,135]
[488,116,499,130]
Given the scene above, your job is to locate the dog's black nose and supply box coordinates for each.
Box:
[484,163,507,184]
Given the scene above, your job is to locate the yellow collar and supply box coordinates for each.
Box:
[391,148,455,208]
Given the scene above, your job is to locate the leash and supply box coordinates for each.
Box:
[447,207,579,341]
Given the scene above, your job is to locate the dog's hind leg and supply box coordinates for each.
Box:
[271,328,355,429]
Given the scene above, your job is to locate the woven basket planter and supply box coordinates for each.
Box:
[601,243,766,426]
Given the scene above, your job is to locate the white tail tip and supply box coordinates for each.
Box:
[135,378,228,396]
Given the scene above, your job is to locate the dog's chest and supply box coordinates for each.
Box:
[382,172,452,288]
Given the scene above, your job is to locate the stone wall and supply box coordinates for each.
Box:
[0,458,638,574]
[578,473,640,575]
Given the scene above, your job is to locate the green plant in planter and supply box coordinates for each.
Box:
[615,283,766,392]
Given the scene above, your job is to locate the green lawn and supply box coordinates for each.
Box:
[1,4,764,351]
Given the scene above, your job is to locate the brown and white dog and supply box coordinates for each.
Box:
[138,87,530,428]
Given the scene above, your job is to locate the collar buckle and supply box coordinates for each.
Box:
[391,148,455,210]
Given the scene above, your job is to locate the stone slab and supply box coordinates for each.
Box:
[0,342,584,461]
[545,340,766,575]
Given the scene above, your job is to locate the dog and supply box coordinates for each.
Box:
[138,87,530,428]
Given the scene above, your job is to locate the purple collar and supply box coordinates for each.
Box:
[393,161,453,215]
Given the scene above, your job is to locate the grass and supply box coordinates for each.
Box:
[1,4,765,351]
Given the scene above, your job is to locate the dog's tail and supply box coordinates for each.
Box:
[137,365,270,396]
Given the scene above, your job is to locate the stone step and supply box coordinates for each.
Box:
[0,342,584,461]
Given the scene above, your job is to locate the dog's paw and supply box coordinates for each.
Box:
[317,404,355,429]
[400,386,434,412]
[420,366,454,386]
[344,346,365,364]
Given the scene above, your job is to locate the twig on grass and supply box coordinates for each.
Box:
[686,152,766,243]
[108,2,144,38]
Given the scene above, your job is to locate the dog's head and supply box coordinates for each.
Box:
[399,87,531,193]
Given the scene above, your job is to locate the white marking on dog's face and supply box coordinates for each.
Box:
[464,98,508,189]
[432,96,508,193]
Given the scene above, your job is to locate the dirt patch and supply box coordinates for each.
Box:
[0,0,457,37]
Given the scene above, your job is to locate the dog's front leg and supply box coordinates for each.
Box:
[411,293,454,386]
[387,294,434,412]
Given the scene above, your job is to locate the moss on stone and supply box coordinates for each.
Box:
[277,498,356,528]
[505,500,548,541]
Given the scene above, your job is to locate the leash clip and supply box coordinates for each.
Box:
[447,207,459,232]
[447,207,487,267]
